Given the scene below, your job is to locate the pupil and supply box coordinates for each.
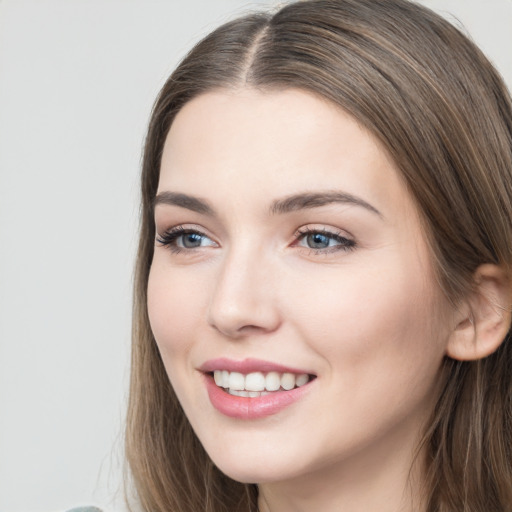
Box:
[183,233,202,248]
[308,233,329,248]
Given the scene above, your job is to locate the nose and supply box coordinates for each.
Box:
[207,248,281,339]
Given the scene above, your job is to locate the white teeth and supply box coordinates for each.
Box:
[265,371,281,391]
[245,372,266,391]
[228,389,271,397]
[228,371,245,391]
[296,373,309,387]
[281,372,295,391]
[230,389,249,397]
[213,369,311,394]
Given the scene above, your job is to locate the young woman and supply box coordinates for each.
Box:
[125,1,512,511]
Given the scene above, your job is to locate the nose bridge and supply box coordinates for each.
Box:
[207,241,280,338]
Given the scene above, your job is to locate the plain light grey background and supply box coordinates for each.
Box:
[0,1,510,511]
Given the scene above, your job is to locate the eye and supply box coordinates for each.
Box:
[156,226,217,253]
[296,228,355,252]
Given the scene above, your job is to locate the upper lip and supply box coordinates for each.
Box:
[199,357,314,375]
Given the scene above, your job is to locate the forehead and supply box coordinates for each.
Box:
[158,88,413,220]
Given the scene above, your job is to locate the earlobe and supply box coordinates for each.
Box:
[446,264,512,361]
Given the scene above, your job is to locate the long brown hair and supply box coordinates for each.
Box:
[125,1,512,510]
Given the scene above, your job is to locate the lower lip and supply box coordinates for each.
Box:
[203,374,313,420]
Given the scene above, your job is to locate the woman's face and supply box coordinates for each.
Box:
[148,89,454,486]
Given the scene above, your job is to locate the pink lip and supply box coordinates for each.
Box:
[199,357,312,375]
[203,375,313,420]
[199,358,315,420]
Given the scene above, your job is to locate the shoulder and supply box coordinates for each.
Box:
[66,508,104,512]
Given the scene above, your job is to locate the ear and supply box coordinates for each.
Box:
[446,264,512,361]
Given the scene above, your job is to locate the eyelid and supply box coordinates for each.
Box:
[156,223,215,238]
[293,224,354,241]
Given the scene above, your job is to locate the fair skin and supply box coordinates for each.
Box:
[147,88,492,512]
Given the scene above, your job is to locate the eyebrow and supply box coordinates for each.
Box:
[153,190,381,218]
[270,191,382,217]
[153,191,215,216]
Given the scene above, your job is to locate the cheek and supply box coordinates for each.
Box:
[283,264,448,448]
[147,260,206,360]
[284,255,447,388]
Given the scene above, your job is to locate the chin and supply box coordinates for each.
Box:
[203,441,310,485]
[214,462,290,485]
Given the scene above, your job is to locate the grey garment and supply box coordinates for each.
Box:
[66,508,103,512]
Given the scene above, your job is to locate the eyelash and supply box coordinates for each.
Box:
[295,227,356,254]
[155,226,356,255]
[156,226,213,254]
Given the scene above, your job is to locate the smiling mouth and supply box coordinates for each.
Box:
[211,370,315,397]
